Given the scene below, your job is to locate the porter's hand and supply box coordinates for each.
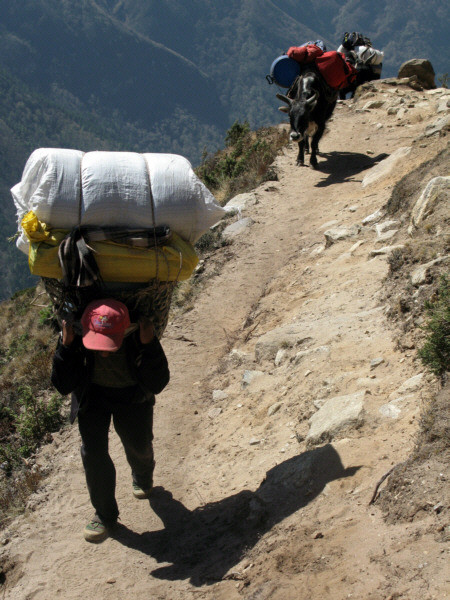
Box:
[139,319,155,345]
[61,320,75,347]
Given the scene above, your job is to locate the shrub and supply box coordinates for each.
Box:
[0,289,67,526]
[195,230,221,253]
[418,275,450,376]
[196,121,288,203]
[437,73,448,88]
[38,305,54,326]
[225,120,251,147]
[15,386,65,457]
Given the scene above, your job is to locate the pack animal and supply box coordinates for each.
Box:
[277,70,337,168]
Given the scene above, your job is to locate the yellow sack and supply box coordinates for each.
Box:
[21,211,198,282]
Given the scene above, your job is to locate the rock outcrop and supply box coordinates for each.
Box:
[397,59,436,89]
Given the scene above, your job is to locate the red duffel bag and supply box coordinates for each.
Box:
[315,51,357,89]
[287,44,324,64]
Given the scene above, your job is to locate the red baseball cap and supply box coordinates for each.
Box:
[81,299,131,352]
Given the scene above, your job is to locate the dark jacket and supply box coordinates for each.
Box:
[51,332,170,423]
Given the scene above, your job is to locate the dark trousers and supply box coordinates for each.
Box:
[77,385,155,524]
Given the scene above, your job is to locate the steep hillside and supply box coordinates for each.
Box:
[0,1,225,161]
[100,0,331,126]
[0,80,448,599]
[0,1,223,124]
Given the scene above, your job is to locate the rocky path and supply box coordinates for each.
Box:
[1,82,449,600]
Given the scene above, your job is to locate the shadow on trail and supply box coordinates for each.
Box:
[313,151,389,187]
[112,444,360,585]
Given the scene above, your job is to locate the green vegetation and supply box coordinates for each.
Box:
[418,276,450,377]
[1,387,64,462]
[0,288,66,526]
[195,120,287,253]
[196,120,288,204]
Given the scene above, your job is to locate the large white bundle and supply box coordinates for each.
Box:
[354,45,384,66]
[12,148,225,253]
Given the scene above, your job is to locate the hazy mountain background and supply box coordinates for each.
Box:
[0,0,448,299]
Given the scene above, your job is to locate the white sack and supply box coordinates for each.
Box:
[12,149,225,253]
[355,45,384,66]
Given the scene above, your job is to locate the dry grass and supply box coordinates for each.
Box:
[196,122,288,206]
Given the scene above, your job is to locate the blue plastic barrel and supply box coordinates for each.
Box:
[269,55,301,88]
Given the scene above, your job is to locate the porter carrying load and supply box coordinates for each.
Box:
[12,149,225,337]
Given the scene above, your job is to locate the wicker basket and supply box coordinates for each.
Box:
[43,278,175,339]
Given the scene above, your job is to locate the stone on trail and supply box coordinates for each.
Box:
[324,225,361,247]
[255,324,312,362]
[293,345,330,365]
[410,257,448,286]
[375,220,400,238]
[408,176,450,234]
[369,244,406,257]
[362,208,384,225]
[208,407,223,419]
[267,402,282,416]
[379,403,401,419]
[370,357,384,370]
[363,100,385,110]
[222,217,254,240]
[224,192,258,213]
[242,369,264,388]
[306,390,366,445]
[226,349,250,367]
[393,373,424,396]
[422,115,450,138]
[437,97,450,113]
[362,147,412,188]
[274,349,287,366]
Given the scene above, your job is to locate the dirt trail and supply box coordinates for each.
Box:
[1,83,449,600]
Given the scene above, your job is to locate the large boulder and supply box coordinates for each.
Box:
[398,59,436,90]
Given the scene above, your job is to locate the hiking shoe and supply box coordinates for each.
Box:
[132,482,152,499]
[83,518,109,543]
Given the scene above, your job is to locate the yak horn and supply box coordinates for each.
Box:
[276,93,292,105]
[278,106,289,113]
[306,92,318,105]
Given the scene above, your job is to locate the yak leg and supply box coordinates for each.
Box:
[310,124,325,169]
[296,140,306,166]
[304,137,310,154]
